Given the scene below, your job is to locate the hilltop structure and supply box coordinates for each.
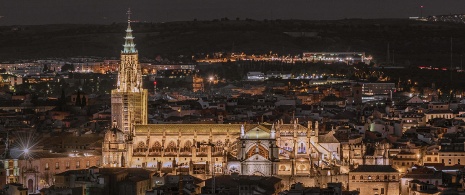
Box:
[102,11,344,179]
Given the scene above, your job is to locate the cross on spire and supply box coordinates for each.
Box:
[126,8,132,22]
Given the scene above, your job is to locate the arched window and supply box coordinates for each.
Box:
[166,141,177,152]
[214,141,224,153]
[298,142,306,154]
[183,140,192,152]
[246,145,269,159]
[137,141,145,152]
[152,141,162,152]
[137,141,145,149]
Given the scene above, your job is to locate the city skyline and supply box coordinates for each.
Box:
[0,0,464,25]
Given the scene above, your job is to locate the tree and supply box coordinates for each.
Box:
[81,95,87,107]
[61,64,75,72]
[75,90,81,106]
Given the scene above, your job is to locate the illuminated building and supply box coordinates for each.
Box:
[110,9,148,134]
[348,165,399,195]
[192,74,204,92]
[103,11,347,186]
[302,52,369,64]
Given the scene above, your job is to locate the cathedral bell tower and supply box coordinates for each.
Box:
[111,8,148,134]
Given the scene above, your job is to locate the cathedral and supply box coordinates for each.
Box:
[102,11,343,178]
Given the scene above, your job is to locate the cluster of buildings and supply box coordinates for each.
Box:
[3,11,465,195]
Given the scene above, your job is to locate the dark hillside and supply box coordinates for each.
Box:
[0,19,464,67]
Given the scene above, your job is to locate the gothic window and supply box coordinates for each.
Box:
[153,141,161,149]
[283,143,293,152]
[183,141,192,152]
[214,140,224,153]
[137,141,145,153]
[298,142,306,154]
[246,145,269,159]
[167,141,176,152]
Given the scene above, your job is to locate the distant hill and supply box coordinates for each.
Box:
[1,19,465,67]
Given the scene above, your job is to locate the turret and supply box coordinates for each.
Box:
[270,124,276,139]
[240,124,245,138]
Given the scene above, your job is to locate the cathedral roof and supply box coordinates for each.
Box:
[135,123,310,135]
[318,131,340,143]
[351,165,398,173]
[135,124,258,134]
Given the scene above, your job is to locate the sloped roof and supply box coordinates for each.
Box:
[351,165,397,173]
[318,131,340,143]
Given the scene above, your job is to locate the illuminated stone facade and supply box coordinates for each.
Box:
[111,10,148,134]
[104,11,342,178]
[348,165,399,195]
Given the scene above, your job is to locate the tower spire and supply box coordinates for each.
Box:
[123,8,137,54]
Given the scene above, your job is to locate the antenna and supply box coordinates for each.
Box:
[126,8,132,22]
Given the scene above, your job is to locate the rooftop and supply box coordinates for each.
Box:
[351,165,398,173]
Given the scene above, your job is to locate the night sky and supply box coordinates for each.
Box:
[0,0,464,25]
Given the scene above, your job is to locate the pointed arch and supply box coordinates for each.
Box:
[213,140,224,154]
[135,141,146,153]
[184,140,192,148]
[246,144,269,159]
[297,142,306,154]
[166,141,177,153]
[153,141,162,148]
[181,140,192,153]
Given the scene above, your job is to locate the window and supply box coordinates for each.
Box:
[45,163,49,170]
[449,159,451,165]
[368,176,372,180]
[352,176,355,180]
[86,161,90,167]
[392,176,396,180]
[76,161,80,168]
[381,188,385,194]
[66,162,70,169]
[55,162,59,169]
[360,176,363,180]
[459,159,461,165]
